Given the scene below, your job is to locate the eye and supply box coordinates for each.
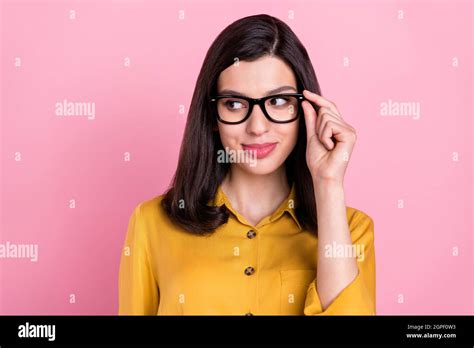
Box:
[225,100,246,110]
[269,97,289,107]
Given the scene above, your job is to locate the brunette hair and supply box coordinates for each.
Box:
[161,14,322,236]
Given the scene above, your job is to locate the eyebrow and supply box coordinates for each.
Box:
[218,85,297,97]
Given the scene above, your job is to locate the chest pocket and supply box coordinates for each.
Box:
[280,269,316,315]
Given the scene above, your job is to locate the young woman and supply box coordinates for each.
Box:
[119,14,375,315]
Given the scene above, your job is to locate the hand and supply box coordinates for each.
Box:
[302,90,357,185]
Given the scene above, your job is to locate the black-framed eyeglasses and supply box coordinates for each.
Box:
[210,93,306,124]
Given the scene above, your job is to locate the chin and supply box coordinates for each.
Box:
[237,157,285,176]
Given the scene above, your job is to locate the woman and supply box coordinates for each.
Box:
[119,14,375,315]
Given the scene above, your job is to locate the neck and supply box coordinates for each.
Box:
[221,164,290,214]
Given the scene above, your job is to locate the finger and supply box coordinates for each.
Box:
[320,120,356,150]
[316,109,346,135]
[302,100,317,141]
[318,106,344,122]
[317,107,356,135]
[303,90,340,116]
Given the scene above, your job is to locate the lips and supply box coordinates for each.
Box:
[241,142,278,159]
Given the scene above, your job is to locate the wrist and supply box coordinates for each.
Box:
[312,175,344,188]
[312,176,345,198]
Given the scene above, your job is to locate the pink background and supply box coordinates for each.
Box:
[0,0,472,315]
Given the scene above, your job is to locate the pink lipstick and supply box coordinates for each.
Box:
[242,142,278,159]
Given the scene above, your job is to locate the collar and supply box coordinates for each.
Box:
[212,182,303,231]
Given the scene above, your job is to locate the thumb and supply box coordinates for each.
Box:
[302,100,325,149]
[302,100,328,162]
[302,100,317,144]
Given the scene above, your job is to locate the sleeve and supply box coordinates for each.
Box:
[118,203,160,315]
[303,212,376,315]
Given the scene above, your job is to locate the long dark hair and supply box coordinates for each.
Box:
[161,14,322,236]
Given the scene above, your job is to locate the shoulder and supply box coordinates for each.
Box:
[129,193,192,235]
[132,193,167,219]
[345,206,375,243]
[123,193,175,248]
[346,206,374,226]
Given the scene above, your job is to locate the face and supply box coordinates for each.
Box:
[215,55,300,175]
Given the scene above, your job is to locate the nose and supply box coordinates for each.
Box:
[245,103,270,136]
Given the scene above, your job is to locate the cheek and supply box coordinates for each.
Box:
[217,125,244,148]
[280,122,299,148]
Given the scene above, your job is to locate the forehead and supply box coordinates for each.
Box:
[216,55,297,97]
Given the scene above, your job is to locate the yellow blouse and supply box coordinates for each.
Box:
[118,183,376,315]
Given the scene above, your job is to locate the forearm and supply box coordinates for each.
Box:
[314,178,358,310]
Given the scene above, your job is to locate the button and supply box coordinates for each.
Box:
[246,230,257,239]
[244,266,255,275]
[244,312,253,316]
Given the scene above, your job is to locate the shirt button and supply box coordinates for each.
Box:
[246,230,257,239]
[244,312,253,316]
[244,266,255,275]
